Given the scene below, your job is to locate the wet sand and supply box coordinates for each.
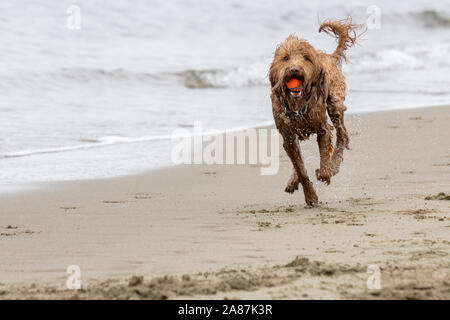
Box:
[0,106,449,299]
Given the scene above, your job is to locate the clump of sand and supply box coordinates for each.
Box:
[425,192,450,200]
[0,256,365,300]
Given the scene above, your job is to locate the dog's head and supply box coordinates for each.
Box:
[269,35,327,105]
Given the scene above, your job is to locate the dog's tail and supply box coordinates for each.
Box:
[319,18,362,63]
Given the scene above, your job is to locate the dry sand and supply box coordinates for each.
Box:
[0,106,449,299]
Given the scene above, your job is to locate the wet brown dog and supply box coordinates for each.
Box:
[269,20,360,207]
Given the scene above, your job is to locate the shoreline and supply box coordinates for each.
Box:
[1,103,450,193]
[0,105,449,299]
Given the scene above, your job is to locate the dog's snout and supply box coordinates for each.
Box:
[290,67,300,75]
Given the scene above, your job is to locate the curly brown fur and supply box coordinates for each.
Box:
[319,18,360,63]
[269,20,361,207]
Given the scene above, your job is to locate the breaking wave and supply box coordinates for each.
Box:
[412,10,450,28]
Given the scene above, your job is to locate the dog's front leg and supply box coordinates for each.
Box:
[315,127,333,185]
[282,136,318,207]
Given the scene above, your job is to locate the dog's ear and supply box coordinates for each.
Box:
[303,68,328,104]
[269,64,283,93]
[317,68,329,103]
[305,67,328,104]
[269,64,277,88]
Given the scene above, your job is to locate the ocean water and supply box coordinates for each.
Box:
[1,0,450,186]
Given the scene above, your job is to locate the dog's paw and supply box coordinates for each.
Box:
[304,190,319,207]
[330,167,340,176]
[284,178,299,193]
[315,168,331,185]
[330,162,340,176]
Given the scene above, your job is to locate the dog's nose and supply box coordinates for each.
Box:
[290,67,300,75]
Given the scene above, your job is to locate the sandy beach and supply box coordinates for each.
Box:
[0,106,449,299]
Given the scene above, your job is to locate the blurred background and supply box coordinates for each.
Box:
[0,0,449,186]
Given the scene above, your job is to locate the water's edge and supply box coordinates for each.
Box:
[1,104,447,195]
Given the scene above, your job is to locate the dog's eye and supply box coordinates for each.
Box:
[283,56,289,62]
[304,56,311,62]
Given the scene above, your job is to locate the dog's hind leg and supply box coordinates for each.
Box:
[327,98,350,176]
[282,136,318,206]
[315,125,334,184]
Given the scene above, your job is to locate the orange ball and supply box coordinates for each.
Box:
[286,78,302,91]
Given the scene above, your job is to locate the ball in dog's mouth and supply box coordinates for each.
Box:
[286,77,303,98]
